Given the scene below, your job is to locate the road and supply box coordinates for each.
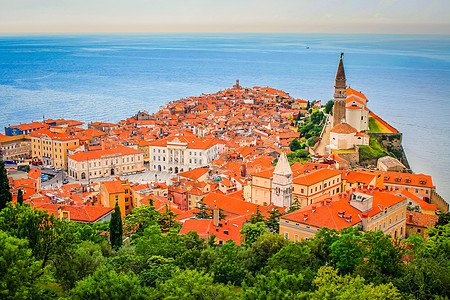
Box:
[314,115,332,155]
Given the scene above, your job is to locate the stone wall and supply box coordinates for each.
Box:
[368,132,410,169]
[431,190,449,213]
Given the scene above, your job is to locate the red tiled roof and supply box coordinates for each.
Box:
[330,123,358,134]
[178,167,209,181]
[293,169,342,186]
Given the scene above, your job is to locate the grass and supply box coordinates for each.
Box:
[331,149,356,154]
[368,117,391,133]
[359,136,389,160]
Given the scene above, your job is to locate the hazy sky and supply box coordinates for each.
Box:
[1,0,449,34]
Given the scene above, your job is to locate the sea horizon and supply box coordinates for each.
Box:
[0,33,449,199]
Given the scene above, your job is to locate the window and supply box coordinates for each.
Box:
[115,195,119,201]
[125,206,129,210]
[284,232,289,239]
[125,197,129,202]
[125,189,128,194]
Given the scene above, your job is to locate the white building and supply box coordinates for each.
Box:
[345,88,370,132]
[67,145,144,180]
[148,136,220,173]
[329,123,369,150]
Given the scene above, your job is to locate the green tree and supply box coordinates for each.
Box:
[330,227,365,274]
[0,230,43,299]
[310,266,402,299]
[240,222,268,247]
[0,203,77,269]
[110,203,123,250]
[16,189,23,205]
[0,161,12,211]
[267,242,311,274]
[265,208,282,233]
[212,241,248,286]
[307,136,316,147]
[246,233,289,273]
[288,196,301,213]
[247,206,264,224]
[52,241,105,290]
[289,138,301,151]
[194,197,210,219]
[124,204,159,238]
[154,268,236,300]
[242,269,310,299]
[158,204,180,232]
[436,212,450,227]
[325,100,334,114]
[139,255,176,287]
[69,267,148,300]
[358,231,405,279]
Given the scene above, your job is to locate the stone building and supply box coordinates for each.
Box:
[271,152,293,208]
[332,53,347,126]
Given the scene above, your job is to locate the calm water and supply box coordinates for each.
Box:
[0,34,449,200]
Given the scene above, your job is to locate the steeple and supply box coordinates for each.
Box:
[274,152,292,176]
[335,52,346,83]
[272,152,293,208]
[332,52,347,126]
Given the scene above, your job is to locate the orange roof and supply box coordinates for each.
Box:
[101,180,124,194]
[330,123,358,134]
[346,87,367,100]
[283,189,405,230]
[69,145,141,162]
[27,168,41,180]
[293,169,342,186]
[383,171,435,189]
[35,203,113,223]
[177,167,209,181]
[342,171,376,185]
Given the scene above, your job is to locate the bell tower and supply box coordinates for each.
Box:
[332,53,347,126]
[272,152,293,208]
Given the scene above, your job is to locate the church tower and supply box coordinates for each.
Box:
[332,53,347,126]
[272,152,293,208]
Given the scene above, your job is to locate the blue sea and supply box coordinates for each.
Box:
[0,34,449,200]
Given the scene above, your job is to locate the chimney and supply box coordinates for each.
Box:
[338,210,345,218]
[213,205,219,227]
[303,213,308,221]
[312,205,316,213]
[408,213,413,223]
[325,198,332,206]
[361,213,368,230]
[345,214,352,223]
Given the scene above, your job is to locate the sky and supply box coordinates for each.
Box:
[0,0,449,34]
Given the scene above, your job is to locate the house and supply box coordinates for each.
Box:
[280,187,407,241]
[100,178,132,218]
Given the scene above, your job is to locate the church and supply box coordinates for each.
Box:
[330,53,370,150]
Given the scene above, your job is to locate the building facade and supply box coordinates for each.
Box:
[30,129,80,169]
[67,145,144,180]
[0,135,32,161]
[148,136,219,173]
[280,188,407,241]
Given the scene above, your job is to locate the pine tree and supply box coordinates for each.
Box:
[17,189,23,205]
[247,206,264,224]
[109,203,123,250]
[0,161,12,211]
[265,208,283,233]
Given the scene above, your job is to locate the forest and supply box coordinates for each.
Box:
[0,200,449,299]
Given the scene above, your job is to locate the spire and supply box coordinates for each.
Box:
[335,52,346,82]
[274,152,292,176]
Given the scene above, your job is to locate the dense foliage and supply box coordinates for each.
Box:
[0,200,448,299]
